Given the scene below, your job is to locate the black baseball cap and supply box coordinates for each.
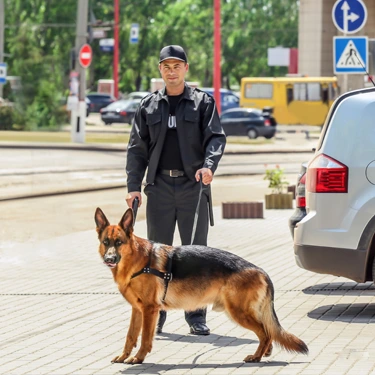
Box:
[159,45,188,63]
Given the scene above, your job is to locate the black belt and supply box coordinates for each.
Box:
[159,169,185,177]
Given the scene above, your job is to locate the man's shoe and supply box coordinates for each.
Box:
[189,322,210,336]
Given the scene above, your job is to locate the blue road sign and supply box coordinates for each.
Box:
[0,63,6,84]
[99,38,114,53]
[334,36,368,74]
[332,0,367,34]
[130,24,139,44]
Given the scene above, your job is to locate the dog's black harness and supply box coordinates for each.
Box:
[131,247,173,303]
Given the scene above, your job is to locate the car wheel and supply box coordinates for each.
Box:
[264,134,274,139]
[247,128,258,139]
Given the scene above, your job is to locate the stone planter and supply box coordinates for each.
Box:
[265,193,293,209]
[222,202,264,219]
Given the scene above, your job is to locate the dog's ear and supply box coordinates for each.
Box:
[119,208,134,235]
[95,208,110,234]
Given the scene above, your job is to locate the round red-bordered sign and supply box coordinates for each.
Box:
[78,44,93,69]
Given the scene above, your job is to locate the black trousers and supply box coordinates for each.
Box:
[144,173,209,325]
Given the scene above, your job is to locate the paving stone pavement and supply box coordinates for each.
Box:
[1,208,375,375]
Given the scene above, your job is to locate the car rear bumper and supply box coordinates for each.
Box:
[294,244,367,283]
[288,208,306,238]
[259,127,276,137]
[101,115,127,123]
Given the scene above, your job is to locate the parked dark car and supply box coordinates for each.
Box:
[86,93,116,112]
[201,88,240,112]
[220,108,277,139]
[288,162,308,238]
[100,99,141,125]
[127,91,150,100]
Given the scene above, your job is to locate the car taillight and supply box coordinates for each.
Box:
[264,119,271,126]
[307,154,348,193]
[296,196,306,208]
[99,108,103,113]
[120,111,127,116]
[90,103,94,108]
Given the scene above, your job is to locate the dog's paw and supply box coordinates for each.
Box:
[264,344,273,357]
[243,354,261,363]
[111,354,128,363]
[124,356,144,364]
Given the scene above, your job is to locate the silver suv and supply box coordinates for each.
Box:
[294,87,375,283]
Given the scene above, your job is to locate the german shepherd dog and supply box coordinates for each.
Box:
[95,207,308,364]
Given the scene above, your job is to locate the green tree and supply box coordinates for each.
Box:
[2,0,299,129]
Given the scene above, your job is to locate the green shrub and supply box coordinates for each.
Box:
[264,165,289,194]
[0,106,14,130]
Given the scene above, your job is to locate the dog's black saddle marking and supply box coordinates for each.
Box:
[131,245,173,303]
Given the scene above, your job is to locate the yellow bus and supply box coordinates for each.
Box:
[240,77,339,126]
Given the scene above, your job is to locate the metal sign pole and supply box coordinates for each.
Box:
[71,0,89,143]
[343,33,348,93]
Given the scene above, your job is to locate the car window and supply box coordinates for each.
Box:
[245,83,273,99]
[246,111,260,119]
[127,102,140,111]
[293,83,321,101]
[105,100,128,110]
[221,111,241,119]
[225,94,239,103]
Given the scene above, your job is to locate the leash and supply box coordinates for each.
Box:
[190,174,204,245]
[190,173,215,244]
[132,197,139,225]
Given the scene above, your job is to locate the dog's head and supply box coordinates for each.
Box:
[94,207,134,269]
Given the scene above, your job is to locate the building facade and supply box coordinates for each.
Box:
[298,0,375,92]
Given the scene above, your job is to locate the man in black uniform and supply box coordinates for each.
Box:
[125,45,226,336]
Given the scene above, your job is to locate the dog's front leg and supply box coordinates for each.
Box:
[112,307,142,363]
[124,304,159,364]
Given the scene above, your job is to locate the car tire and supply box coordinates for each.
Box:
[264,134,274,139]
[247,128,258,139]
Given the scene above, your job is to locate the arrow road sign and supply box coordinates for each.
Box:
[0,63,6,84]
[334,36,368,74]
[332,0,367,34]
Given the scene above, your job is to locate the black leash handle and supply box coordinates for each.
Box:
[190,174,204,245]
[207,186,214,227]
[132,197,139,225]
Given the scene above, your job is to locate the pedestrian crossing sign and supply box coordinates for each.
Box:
[334,36,368,74]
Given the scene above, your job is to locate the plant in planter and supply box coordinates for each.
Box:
[263,165,293,209]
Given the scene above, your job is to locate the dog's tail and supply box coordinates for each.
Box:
[262,281,309,355]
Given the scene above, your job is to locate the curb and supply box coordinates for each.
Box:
[0,142,315,155]
[0,184,126,202]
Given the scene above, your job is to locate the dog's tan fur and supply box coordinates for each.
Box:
[95,207,308,364]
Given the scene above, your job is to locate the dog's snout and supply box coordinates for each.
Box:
[104,247,118,265]
[104,254,117,263]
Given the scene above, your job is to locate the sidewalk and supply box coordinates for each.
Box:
[1,208,375,375]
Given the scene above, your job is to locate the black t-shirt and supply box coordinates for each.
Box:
[158,93,184,170]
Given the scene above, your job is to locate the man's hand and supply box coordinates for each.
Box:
[126,192,142,208]
[195,168,213,185]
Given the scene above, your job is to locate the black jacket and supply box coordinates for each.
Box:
[126,84,226,192]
